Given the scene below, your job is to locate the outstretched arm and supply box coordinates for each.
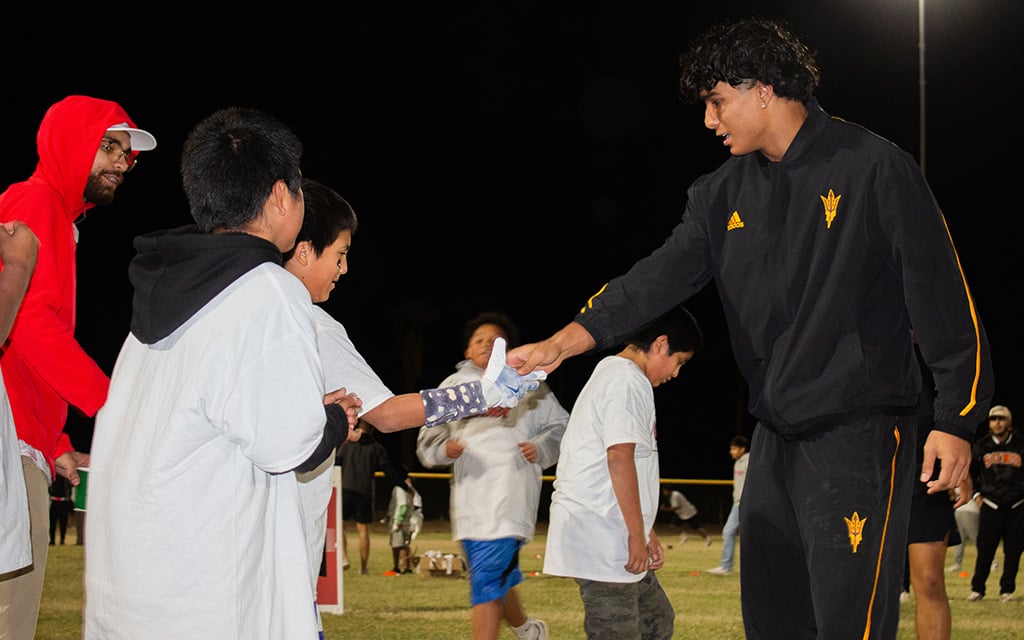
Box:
[419,337,544,428]
[507,321,596,376]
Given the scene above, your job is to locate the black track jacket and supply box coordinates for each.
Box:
[576,99,992,442]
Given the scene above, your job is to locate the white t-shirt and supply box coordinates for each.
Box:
[733,452,749,504]
[0,372,31,574]
[85,264,328,640]
[670,490,698,520]
[544,356,659,583]
[297,305,394,588]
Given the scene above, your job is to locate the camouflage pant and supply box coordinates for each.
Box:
[575,571,674,640]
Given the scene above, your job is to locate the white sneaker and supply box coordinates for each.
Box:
[899,590,910,603]
[946,563,961,572]
[514,618,548,640]
[704,537,713,547]
[679,533,689,544]
[967,591,984,602]
[707,566,731,575]
[1000,593,1015,603]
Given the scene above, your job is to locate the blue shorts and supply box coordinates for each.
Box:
[461,537,524,606]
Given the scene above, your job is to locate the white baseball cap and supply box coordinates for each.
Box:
[989,405,1012,421]
[107,122,157,151]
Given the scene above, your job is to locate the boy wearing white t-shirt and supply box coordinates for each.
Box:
[544,306,703,640]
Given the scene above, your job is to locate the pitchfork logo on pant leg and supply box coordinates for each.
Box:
[844,511,867,553]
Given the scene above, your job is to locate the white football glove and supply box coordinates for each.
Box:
[480,337,546,408]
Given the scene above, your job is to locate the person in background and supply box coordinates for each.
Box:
[383,466,421,576]
[659,487,711,546]
[967,405,1024,603]
[0,96,156,640]
[337,420,404,575]
[417,311,568,640]
[707,436,749,575]
[544,305,703,640]
[507,17,992,639]
[48,475,73,545]
[83,107,360,640]
[947,487,980,573]
[900,343,968,640]
[0,221,39,579]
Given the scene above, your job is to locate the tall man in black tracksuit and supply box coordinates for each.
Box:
[968,405,1024,602]
[506,18,993,640]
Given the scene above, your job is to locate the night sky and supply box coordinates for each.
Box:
[3,1,1020,483]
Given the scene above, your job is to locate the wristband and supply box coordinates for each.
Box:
[420,381,488,427]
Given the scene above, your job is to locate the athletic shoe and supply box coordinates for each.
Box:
[707,566,731,575]
[342,559,350,570]
[946,563,961,573]
[1000,593,1015,603]
[967,591,984,602]
[514,618,548,640]
[679,533,689,544]
[704,537,713,547]
[899,591,910,603]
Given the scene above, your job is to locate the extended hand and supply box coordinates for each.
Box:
[325,387,362,431]
[55,451,90,486]
[922,430,971,494]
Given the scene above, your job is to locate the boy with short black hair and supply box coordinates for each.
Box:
[543,306,702,640]
[84,107,358,640]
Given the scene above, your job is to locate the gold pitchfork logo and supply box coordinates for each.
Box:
[820,189,841,229]
[844,511,867,553]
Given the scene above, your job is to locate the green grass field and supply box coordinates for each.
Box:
[36,519,1020,639]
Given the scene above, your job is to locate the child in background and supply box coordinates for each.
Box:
[417,311,568,640]
[544,306,703,640]
[659,487,712,546]
[384,467,421,575]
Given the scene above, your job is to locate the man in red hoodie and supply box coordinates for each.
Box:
[0,95,156,640]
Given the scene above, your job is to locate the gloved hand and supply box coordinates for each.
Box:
[481,337,547,408]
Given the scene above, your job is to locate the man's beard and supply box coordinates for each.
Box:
[83,172,118,207]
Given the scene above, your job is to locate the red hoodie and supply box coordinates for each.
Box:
[0,95,144,477]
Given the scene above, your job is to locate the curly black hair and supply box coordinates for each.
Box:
[678,17,820,105]
[461,311,520,349]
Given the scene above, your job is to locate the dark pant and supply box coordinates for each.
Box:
[741,414,915,640]
[49,499,72,543]
[971,502,1024,596]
